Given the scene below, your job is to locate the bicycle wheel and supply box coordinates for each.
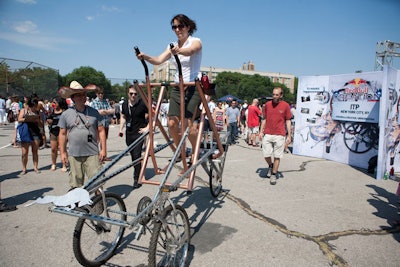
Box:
[137,196,152,225]
[209,167,223,197]
[73,192,127,267]
[148,204,190,267]
[343,123,376,153]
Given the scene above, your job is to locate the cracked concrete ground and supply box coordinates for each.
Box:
[0,124,399,266]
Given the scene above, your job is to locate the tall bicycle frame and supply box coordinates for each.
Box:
[49,45,229,266]
[133,45,227,192]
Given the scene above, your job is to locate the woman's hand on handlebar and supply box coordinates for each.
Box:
[170,45,180,55]
[136,52,145,61]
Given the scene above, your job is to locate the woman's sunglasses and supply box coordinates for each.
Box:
[171,24,185,30]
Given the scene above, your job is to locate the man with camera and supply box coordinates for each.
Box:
[58,81,106,190]
[119,85,148,189]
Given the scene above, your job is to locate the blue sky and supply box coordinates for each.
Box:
[0,0,399,82]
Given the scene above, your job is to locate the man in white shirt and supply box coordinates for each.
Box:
[0,95,6,125]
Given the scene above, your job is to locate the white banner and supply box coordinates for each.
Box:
[379,66,400,180]
[293,72,382,170]
[294,67,400,179]
[293,76,329,158]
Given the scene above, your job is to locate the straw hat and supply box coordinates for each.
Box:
[58,81,97,98]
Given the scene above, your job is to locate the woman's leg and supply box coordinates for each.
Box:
[168,116,181,146]
[31,139,40,172]
[132,137,145,187]
[187,118,198,149]
[13,122,19,147]
[58,140,67,171]
[21,143,29,173]
[50,137,58,169]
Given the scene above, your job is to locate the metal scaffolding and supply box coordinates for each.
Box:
[375,40,400,71]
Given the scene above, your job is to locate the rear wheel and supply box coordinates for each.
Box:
[73,192,126,267]
[148,204,190,267]
[137,196,152,225]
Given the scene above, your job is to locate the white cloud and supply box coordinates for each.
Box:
[0,32,79,51]
[86,5,121,21]
[2,20,78,51]
[13,21,38,34]
[16,0,37,4]
[101,5,121,12]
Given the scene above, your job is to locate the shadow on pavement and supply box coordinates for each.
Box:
[366,184,400,242]
[5,187,53,206]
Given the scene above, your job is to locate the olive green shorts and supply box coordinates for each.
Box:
[168,86,201,119]
[68,155,102,188]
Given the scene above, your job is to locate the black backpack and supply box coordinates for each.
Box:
[7,109,15,123]
[240,107,247,120]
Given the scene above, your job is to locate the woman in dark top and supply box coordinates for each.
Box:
[18,97,42,174]
[118,86,148,189]
[47,97,68,171]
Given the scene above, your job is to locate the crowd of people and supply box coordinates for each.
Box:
[0,13,297,213]
[0,85,297,183]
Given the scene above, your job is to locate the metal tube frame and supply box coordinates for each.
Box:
[49,45,230,247]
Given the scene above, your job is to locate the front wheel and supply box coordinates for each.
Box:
[209,167,223,197]
[73,192,127,267]
[148,204,190,267]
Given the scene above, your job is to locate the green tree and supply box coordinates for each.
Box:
[214,72,243,98]
[111,80,132,100]
[214,72,295,103]
[64,66,111,99]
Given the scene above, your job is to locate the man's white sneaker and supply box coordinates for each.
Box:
[266,164,273,178]
[270,174,277,185]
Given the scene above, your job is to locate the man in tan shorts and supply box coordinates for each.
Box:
[260,87,292,185]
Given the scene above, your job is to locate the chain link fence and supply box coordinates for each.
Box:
[0,58,59,99]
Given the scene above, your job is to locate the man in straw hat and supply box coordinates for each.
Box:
[58,81,107,190]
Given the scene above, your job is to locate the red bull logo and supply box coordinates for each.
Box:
[344,78,370,94]
[334,78,379,102]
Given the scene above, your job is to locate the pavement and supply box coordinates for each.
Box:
[0,124,399,267]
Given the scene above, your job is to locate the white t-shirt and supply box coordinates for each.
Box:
[199,100,216,120]
[171,36,202,83]
[6,98,11,109]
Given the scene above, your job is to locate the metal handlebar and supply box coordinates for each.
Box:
[134,46,149,77]
[134,44,182,78]
[169,43,182,77]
